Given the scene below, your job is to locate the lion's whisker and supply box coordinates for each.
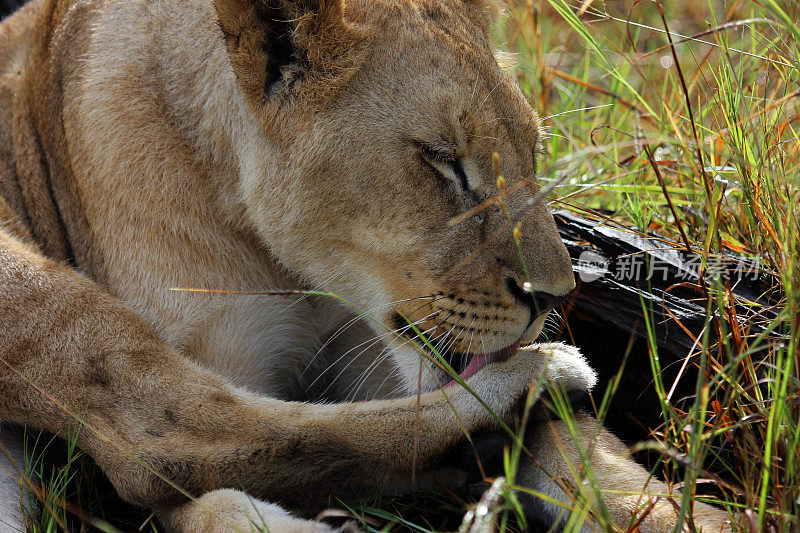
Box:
[278,267,347,312]
[477,79,505,112]
[301,294,443,377]
[316,321,430,400]
[308,310,442,395]
[314,336,401,399]
[345,345,399,402]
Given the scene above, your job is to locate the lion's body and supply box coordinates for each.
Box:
[0,0,733,531]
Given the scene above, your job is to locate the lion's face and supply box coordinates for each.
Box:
[220,0,575,392]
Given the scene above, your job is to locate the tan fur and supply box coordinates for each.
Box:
[0,0,733,530]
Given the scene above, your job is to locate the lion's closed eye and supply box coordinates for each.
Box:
[418,144,481,197]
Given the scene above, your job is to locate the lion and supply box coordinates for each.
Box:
[0,0,734,530]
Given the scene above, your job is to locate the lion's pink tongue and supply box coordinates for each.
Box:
[444,341,520,388]
[455,353,492,383]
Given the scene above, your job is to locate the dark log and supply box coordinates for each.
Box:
[553,211,780,441]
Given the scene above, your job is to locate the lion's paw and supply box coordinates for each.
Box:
[460,346,551,418]
[162,489,364,533]
[525,342,598,393]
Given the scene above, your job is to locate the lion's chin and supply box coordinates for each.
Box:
[520,313,548,343]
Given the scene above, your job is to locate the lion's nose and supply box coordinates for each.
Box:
[505,277,573,318]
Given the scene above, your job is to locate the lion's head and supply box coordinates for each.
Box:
[215,0,575,391]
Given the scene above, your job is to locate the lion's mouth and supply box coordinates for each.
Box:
[391,312,524,388]
[441,340,521,387]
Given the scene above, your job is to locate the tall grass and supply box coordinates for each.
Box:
[490,0,799,530]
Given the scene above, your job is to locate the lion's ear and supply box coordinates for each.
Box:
[214,0,358,102]
[461,0,504,35]
[464,0,502,18]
